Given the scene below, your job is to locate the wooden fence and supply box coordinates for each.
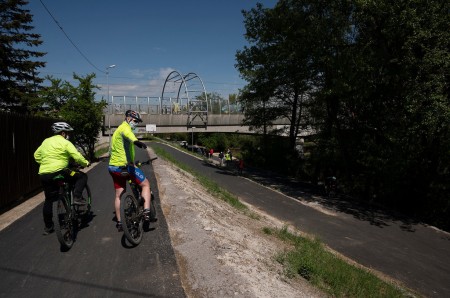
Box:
[0,111,54,210]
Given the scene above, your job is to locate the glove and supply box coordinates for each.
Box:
[134,140,147,149]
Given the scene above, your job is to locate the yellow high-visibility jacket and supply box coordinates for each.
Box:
[34,135,89,174]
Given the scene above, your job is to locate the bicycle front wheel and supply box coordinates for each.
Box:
[52,198,75,249]
[120,193,143,246]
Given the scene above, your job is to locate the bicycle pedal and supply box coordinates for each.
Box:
[116,222,123,232]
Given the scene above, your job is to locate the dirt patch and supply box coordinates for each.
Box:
[154,157,326,298]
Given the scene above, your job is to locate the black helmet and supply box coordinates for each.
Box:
[125,110,143,123]
[51,122,74,134]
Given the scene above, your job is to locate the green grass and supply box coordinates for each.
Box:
[94,146,109,159]
[265,226,418,298]
[153,145,259,218]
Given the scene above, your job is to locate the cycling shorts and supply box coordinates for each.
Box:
[108,165,146,189]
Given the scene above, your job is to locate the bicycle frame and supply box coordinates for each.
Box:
[120,158,157,246]
[57,180,73,209]
[52,169,91,250]
[53,176,77,250]
[129,181,144,206]
[125,158,156,206]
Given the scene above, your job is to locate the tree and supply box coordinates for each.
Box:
[196,92,225,114]
[236,1,325,151]
[344,0,450,216]
[0,0,46,113]
[39,73,107,161]
[62,73,106,161]
[33,76,72,117]
[236,0,450,229]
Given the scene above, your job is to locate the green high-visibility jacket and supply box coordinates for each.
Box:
[109,121,138,167]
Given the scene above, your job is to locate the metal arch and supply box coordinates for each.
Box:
[181,72,209,111]
[161,70,187,113]
[161,70,208,128]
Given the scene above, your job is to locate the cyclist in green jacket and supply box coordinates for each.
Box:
[34,122,90,235]
[108,110,150,232]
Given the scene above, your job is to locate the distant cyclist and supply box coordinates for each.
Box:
[108,110,151,232]
[325,175,337,198]
[34,122,90,235]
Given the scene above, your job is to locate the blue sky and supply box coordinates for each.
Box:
[26,1,276,101]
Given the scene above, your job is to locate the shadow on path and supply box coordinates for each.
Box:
[230,164,426,233]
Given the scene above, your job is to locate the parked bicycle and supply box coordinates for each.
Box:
[52,168,92,250]
[120,158,157,246]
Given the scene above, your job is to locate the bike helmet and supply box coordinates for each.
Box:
[125,110,143,123]
[51,122,74,134]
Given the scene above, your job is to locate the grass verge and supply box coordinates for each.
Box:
[264,226,418,298]
[94,146,109,159]
[153,145,259,219]
[153,142,417,297]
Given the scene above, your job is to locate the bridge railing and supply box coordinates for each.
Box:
[109,96,243,115]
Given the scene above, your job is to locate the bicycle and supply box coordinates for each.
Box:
[325,176,337,198]
[120,158,157,246]
[52,168,92,250]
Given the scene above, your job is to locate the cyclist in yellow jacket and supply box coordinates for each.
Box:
[34,122,90,235]
[108,110,150,232]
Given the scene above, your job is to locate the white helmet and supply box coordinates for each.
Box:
[51,122,74,134]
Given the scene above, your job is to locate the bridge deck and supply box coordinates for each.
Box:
[104,113,292,134]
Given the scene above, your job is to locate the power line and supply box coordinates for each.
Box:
[38,0,106,74]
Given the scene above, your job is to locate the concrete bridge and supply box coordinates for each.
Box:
[104,112,292,134]
[103,72,302,135]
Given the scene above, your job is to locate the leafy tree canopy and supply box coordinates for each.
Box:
[38,73,107,161]
[0,0,46,113]
[236,0,450,230]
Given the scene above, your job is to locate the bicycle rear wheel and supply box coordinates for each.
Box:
[52,198,75,249]
[120,193,143,246]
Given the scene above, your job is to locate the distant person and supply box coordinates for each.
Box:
[209,148,214,159]
[238,158,244,175]
[173,102,180,114]
[108,110,152,232]
[225,151,231,167]
[325,175,337,198]
[227,149,233,161]
[34,122,90,235]
[218,151,224,167]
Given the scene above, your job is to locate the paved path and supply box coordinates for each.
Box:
[152,142,450,298]
[0,148,185,298]
[2,141,450,297]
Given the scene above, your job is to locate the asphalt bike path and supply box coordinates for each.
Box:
[0,149,185,298]
[151,142,450,298]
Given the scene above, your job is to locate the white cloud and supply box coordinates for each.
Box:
[99,67,221,100]
[103,67,177,98]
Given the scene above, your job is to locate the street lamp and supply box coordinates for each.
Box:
[106,64,116,155]
[191,127,196,153]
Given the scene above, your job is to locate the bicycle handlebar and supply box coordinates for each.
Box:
[68,160,91,170]
[136,157,158,167]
